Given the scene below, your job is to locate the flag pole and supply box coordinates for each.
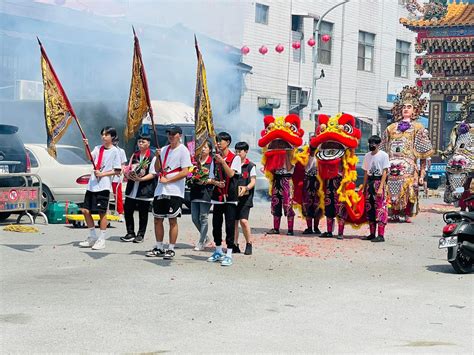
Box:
[132,27,159,150]
[37,37,96,170]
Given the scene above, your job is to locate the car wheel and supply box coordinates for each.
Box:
[0,212,11,222]
[39,185,54,212]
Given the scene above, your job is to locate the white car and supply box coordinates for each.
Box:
[25,144,101,211]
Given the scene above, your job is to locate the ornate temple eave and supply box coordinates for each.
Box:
[416,35,474,53]
[417,53,474,77]
[419,77,473,95]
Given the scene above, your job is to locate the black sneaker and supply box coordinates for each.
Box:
[266,228,280,235]
[371,236,385,243]
[362,234,375,241]
[133,234,144,243]
[337,234,344,240]
[163,249,176,260]
[320,232,333,238]
[287,230,294,236]
[302,228,313,235]
[244,243,252,255]
[232,244,241,253]
[145,248,165,257]
[313,228,322,235]
[120,233,136,242]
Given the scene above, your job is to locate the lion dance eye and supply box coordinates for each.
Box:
[290,124,298,133]
[343,124,353,134]
[320,124,327,132]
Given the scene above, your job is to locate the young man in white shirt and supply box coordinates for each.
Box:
[362,135,390,242]
[207,132,242,266]
[79,127,122,250]
[146,126,192,260]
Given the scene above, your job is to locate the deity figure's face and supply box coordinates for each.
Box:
[402,104,414,120]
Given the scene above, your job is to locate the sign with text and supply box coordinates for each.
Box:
[0,187,40,212]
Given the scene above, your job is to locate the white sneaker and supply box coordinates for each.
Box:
[194,242,204,251]
[91,239,105,250]
[118,214,125,222]
[79,237,97,248]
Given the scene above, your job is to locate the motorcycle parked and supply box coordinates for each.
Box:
[439,206,474,274]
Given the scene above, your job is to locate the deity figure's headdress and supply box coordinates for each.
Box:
[391,85,427,122]
[460,91,473,122]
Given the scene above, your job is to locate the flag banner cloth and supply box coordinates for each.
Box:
[194,37,216,159]
[125,30,153,141]
[39,41,74,158]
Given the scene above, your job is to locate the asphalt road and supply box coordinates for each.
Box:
[1,197,472,353]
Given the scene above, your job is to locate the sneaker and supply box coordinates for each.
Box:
[320,232,333,238]
[133,234,144,243]
[120,233,136,242]
[203,236,211,246]
[91,239,105,250]
[194,242,205,251]
[362,234,375,241]
[337,235,344,240]
[118,214,125,222]
[302,228,313,235]
[145,248,166,257]
[79,237,97,248]
[232,244,241,253]
[163,249,175,260]
[244,243,252,255]
[221,256,233,266]
[314,228,322,235]
[287,230,294,236]
[207,251,225,262]
[371,236,385,243]
[266,228,280,235]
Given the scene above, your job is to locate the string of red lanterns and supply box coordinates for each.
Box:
[240,34,331,55]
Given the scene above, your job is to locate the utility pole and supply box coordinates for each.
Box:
[310,0,350,121]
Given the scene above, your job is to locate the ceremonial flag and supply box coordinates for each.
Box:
[38,38,95,167]
[39,38,74,159]
[194,36,216,159]
[125,27,158,147]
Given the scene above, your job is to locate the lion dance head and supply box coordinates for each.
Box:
[258,114,304,172]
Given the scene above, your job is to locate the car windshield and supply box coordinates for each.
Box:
[56,147,89,165]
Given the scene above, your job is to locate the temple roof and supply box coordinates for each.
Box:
[400,2,474,30]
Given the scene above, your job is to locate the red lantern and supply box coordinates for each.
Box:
[275,44,284,53]
[240,46,250,55]
[292,41,301,50]
[307,38,316,47]
[259,45,268,55]
[416,79,423,87]
[415,57,423,65]
[321,34,331,43]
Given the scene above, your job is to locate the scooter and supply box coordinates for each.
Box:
[439,201,474,274]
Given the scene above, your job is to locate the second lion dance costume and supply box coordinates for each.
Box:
[310,113,365,239]
[258,114,307,235]
[382,86,434,222]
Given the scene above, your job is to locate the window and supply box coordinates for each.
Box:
[318,21,333,65]
[358,31,375,72]
[395,40,410,78]
[255,3,269,25]
[291,15,303,32]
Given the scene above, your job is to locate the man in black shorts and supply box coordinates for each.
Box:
[146,126,192,260]
[233,142,256,255]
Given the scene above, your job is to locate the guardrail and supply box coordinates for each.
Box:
[0,172,48,225]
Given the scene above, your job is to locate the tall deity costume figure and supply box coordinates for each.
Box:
[381,86,434,222]
[441,92,474,208]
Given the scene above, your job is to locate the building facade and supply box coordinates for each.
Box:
[400,0,473,159]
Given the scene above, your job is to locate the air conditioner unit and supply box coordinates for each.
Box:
[15,80,43,100]
[258,97,281,109]
[300,90,309,106]
[289,89,300,106]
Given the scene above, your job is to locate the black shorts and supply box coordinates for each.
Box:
[236,203,251,220]
[153,196,183,218]
[83,190,110,214]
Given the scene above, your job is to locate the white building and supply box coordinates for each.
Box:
[211,0,417,146]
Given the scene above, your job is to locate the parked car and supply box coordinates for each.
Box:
[25,144,94,211]
[355,152,366,188]
[427,162,446,190]
[0,124,31,221]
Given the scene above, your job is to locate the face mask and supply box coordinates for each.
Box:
[369,144,377,151]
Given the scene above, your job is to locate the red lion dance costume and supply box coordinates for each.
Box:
[258,114,307,235]
[310,113,365,239]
